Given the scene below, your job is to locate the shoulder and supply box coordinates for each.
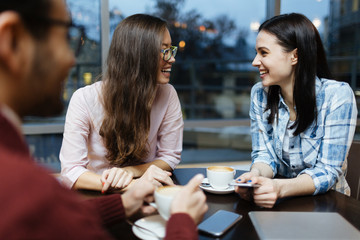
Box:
[158,83,176,94]
[317,78,354,101]
[73,81,102,98]
[156,84,178,100]
[70,81,103,106]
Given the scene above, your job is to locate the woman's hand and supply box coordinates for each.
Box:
[139,165,174,187]
[234,171,260,201]
[101,167,134,193]
[238,176,280,208]
[251,177,280,208]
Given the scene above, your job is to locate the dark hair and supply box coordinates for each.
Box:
[260,13,331,135]
[100,14,167,166]
[0,0,52,39]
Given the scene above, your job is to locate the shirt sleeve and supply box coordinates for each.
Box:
[0,157,116,239]
[250,83,277,176]
[155,85,184,169]
[86,194,126,227]
[60,88,92,188]
[165,213,198,240]
[301,82,357,194]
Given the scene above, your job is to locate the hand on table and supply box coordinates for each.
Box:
[171,174,208,224]
[235,174,280,208]
[121,178,157,217]
[251,177,279,208]
[139,165,174,187]
[234,171,259,201]
[101,167,134,193]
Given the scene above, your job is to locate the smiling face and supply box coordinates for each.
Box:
[157,28,175,84]
[252,30,297,89]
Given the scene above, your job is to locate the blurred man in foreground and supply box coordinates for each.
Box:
[0,0,207,239]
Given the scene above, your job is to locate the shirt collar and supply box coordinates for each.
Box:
[315,77,322,95]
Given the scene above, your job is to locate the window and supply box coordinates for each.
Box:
[25,0,360,170]
[24,0,102,172]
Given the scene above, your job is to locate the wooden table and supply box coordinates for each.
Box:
[173,168,360,239]
[84,167,360,239]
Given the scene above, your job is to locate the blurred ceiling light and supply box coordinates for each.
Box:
[250,21,260,32]
[174,21,181,28]
[312,18,321,28]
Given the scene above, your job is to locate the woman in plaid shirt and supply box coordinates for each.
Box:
[235,13,357,208]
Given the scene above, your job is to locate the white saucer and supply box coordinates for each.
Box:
[199,178,235,194]
[132,214,166,240]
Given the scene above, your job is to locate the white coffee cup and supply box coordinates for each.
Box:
[207,166,235,189]
[154,185,183,221]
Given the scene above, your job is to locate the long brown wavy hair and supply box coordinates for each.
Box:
[99,14,167,167]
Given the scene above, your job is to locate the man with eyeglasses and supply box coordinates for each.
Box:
[0,0,206,239]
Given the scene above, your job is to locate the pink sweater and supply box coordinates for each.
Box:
[60,81,184,188]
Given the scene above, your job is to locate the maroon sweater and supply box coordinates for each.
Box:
[0,112,197,239]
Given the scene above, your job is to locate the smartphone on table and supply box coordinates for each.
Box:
[198,210,242,237]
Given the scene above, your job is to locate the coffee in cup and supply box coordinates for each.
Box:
[207,166,235,190]
[154,185,183,220]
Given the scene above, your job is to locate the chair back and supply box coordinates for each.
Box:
[346,141,360,200]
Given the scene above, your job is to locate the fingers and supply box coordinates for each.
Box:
[115,172,133,189]
[141,205,157,215]
[154,172,174,186]
[185,174,204,191]
[235,172,254,183]
[122,180,156,217]
[253,192,277,208]
[171,174,207,224]
[251,178,278,208]
[101,169,111,193]
[101,167,134,193]
[234,172,256,200]
[142,165,174,186]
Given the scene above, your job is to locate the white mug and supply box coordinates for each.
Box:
[207,166,235,189]
[154,185,183,220]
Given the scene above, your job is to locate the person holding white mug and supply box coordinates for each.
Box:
[154,174,208,221]
[150,174,208,238]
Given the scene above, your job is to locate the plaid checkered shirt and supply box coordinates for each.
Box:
[250,78,357,195]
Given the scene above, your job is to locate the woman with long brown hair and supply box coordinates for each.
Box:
[60,14,183,192]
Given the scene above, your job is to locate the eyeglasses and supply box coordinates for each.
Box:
[29,17,85,57]
[160,46,178,61]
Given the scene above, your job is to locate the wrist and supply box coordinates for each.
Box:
[122,166,137,177]
[121,193,132,217]
[250,168,261,177]
[273,179,283,198]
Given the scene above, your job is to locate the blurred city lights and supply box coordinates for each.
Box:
[179,40,186,48]
[312,18,321,28]
[250,21,260,32]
